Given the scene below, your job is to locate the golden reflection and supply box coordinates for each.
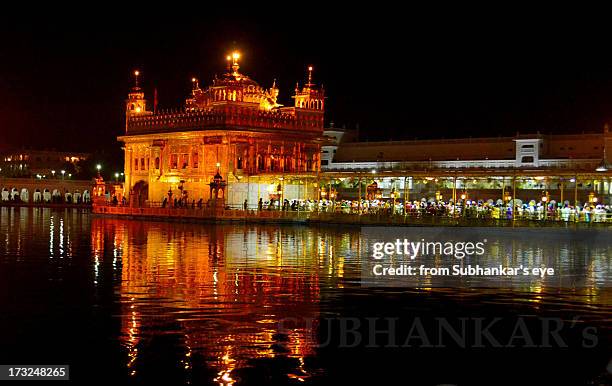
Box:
[92,219,339,383]
[83,217,612,382]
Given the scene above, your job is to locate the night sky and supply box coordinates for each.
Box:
[2,10,612,156]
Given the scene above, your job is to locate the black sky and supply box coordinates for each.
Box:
[1,9,612,154]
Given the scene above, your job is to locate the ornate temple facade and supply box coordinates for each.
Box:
[119,53,325,207]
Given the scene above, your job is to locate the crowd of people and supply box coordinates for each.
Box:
[106,194,612,223]
[247,197,612,223]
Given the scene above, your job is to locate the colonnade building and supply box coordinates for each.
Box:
[320,126,612,204]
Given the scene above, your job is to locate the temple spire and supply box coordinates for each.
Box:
[133,70,141,90]
[231,51,240,74]
[226,55,232,73]
[306,66,314,87]
[191,77,199,92]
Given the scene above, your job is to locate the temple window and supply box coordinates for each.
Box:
[180,154,188,169]
[154,157,160,170]
[192,153,199,168]
[237,156,242,169]
[140,158,145,170]
[170,154,178,169]
[257,154,264,171]
[134,159,139,171]
[521,156,534,163]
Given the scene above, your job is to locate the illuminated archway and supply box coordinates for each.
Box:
[132,180,148,206]
[20,188,29,202]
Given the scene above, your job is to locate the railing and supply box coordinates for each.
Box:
[93,204,310,222]
[93,203,612,226]
[126,106,323,134]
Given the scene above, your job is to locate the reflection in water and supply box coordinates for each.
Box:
[1,207,88,261]
[0,208,610,384]
[91,218,356,384]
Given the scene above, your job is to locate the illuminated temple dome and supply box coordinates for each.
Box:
[186,52,282,111]
[119,50,327,208]
[125,51,325,135]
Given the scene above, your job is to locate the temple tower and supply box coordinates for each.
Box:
[125,70,148,130]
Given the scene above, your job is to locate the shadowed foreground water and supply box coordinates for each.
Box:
[0,207,610,385]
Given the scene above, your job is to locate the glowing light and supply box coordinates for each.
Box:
[134,70,139,76]
[96,164,101,171]
[232,52,240,60]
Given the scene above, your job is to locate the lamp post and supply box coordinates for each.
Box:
[96,164,102,178]
[541,191,549,220]
[51,170,56,179]
[460,191,468,218]
[61,170,65,180]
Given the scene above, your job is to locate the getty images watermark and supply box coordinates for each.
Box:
[359,227,610,288]
[277,316,599,349]
[370,237,553,278]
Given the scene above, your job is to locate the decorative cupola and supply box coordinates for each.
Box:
[126,70,147,117]
[293,66,325,111]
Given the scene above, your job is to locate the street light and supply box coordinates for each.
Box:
[596,146,609,172]
[51,170,56,178]
[61,170,65,180]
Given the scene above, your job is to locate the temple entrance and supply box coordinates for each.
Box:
[132,180,149,207]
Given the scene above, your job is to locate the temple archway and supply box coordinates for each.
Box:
[20,188,29,203]
[132,180,149,207]
[43,189,51,203]
[33,189,42,203]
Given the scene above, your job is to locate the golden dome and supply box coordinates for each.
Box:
[186,52,281,111]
